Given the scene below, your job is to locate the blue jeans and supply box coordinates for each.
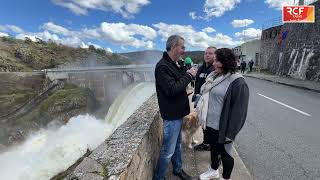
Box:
[153,119,183,180]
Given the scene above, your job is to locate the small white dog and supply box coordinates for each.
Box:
[182,110,200,149]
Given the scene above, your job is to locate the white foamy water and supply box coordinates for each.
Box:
[0,82,155,180]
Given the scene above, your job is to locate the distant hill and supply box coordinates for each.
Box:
[121,50,205,64]
[184,51,205,64]
[121,50,163,64]
[0,36,131,72]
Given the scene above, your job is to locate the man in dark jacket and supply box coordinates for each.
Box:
[192,46,216,151]
[240,60,247,73]
[153,35,196,180]
[248,59,254,72]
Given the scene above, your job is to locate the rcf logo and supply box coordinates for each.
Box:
[283,6,315,23]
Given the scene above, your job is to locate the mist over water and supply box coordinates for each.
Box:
[0,82,155,180]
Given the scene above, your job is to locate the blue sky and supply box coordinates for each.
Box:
[0,0,312,53]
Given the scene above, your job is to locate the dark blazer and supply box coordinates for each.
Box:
[155,52,192,120]
[218,78,249,143]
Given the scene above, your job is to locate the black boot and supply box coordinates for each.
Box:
[193,143,210,151]
[173,169,192,180]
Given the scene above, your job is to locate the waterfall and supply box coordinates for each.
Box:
[0,82,155,180]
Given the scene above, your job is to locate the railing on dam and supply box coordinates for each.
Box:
[39,64,155,73]
[42,64,155,104]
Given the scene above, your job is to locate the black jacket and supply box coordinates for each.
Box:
[241,61,247,69]
[194,63,214,94]
[155,52,192,120]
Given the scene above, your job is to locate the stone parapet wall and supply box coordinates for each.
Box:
[63,94,162,180]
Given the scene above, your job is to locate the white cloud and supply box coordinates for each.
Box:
[42,22,70,36]
[104,47,113,53]
[37,31,61,42]
[16,34,39,42]
[81,42,104,48]
[14,21,156,50]
[189,12,198,20]
[202,27,216,33]
[0,32,9,37]
[61,36,82,46]
[51,0,150,18]
[81,22,157,49]
[6,25,23,33]
[89,42,102,49]
[195,0,241,20]
[0,25,23,33]
[264,0,294,10]
[84,22,156,49]
[153,22,242,49]
[205,0,241,18]
[82,28,101,39]
[16,31,80,47]
[16,31,60,42]
[81,42,112,52]
[235,28,261,41]
[80,42,89,49]
[231,19,254,28]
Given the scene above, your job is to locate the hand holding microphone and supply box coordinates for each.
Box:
[187,67,197,78]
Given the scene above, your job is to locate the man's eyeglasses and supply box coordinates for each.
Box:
[179,45,185,50]
[174,44,185,50]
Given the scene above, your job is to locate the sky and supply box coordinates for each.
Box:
[0,0,316,53]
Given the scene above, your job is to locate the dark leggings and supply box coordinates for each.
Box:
[206,127,234,179]
[203,128,209,144]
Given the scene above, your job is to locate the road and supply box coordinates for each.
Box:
[235,77,320,180]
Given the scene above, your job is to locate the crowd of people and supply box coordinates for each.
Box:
[153,35,250,180]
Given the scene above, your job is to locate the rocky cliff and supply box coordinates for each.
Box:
[0,36,131,72]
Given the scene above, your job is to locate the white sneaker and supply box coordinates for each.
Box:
[199,167,219,180]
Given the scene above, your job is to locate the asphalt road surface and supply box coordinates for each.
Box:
[235,77,320,180]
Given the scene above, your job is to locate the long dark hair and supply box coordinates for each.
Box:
[215,48,237,74]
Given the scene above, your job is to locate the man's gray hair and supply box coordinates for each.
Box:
[207,46,217,50]
[166,35,184,51]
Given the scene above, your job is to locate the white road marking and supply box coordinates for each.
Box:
[257,93,311,117]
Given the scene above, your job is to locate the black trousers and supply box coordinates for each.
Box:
[203,128,209,144]
[206,127,234,179]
